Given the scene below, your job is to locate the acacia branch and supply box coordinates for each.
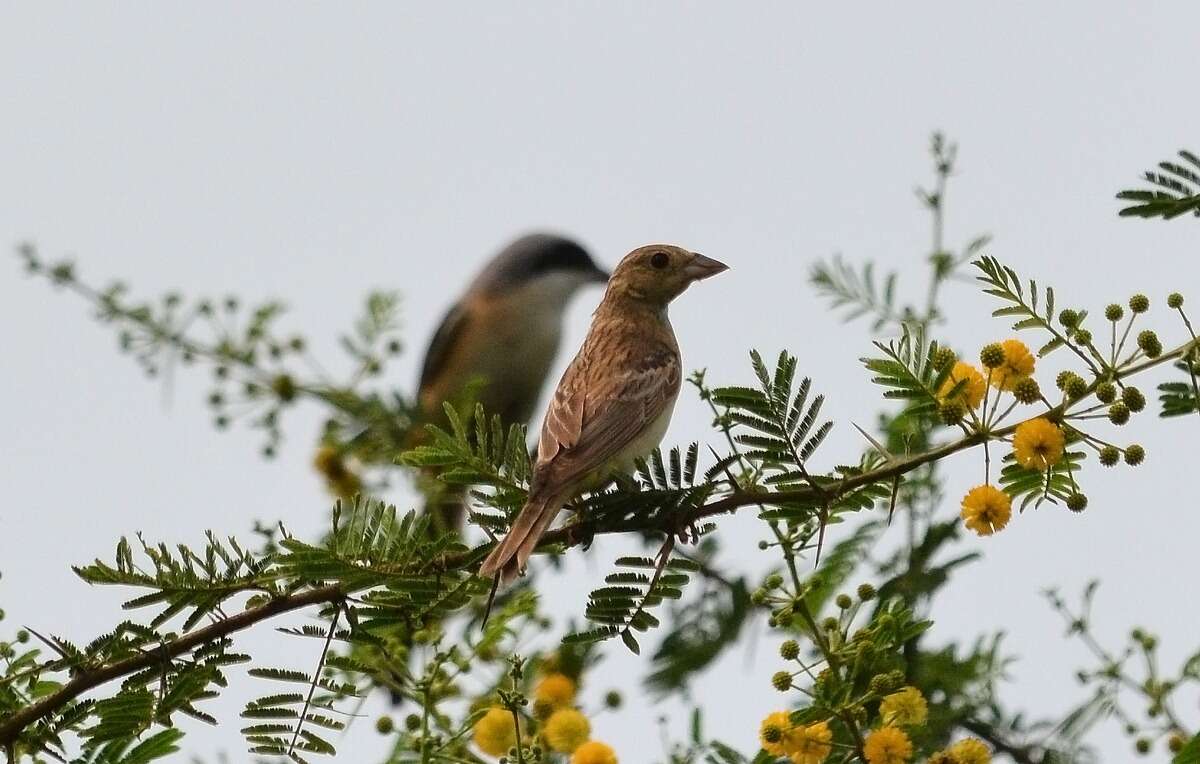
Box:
[3,338,1192,748]
[0,585,344,747]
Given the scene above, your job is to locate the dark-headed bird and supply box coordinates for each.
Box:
[479,244,728,582]
[416,233,609,532]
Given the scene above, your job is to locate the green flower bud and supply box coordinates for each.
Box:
[1065,376,1089,400]
[932,346,957,371]
[1059,309,1080,328]
[856,583,877,601]
[821,617,839,632]
[1066,493,1087,513]
[1095,382,1117,403]
[980,343,1006,369]
[779,640,800,660]
[751,588,768,605]
[1124,444,1145,466]
[1136,330,1162,358]
[1129,294,1150,313]
[1121,386,1146,412]
[405,714,421,731]
[1169,733,1186,753]
[939,400,966,426]
[375,716,394,734]
[1135,737,1151,754]
[604,690,622,708]
[1099,446,1120,466]
[771,671,793,691]
[1105,304,1124,322]
[1012,377,1041,404]
[835,594,853,610]
[764,573,784,590]
[1167,293,1184,309]
[271,374,297,403]
[1108,402,1130,425]
[1073,328,1093,345]
[757,540,769,550]
[1055,370,1077,390]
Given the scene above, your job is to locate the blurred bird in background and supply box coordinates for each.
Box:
[415,233,610,533]
[480,244,728,584]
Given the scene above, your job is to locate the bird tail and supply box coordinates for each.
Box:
[478,491,565,585]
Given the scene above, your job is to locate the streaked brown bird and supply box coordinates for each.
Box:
[416,233,609,532]
[479,244,728,583]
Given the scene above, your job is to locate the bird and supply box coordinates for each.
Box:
[415,233,610,533]
[478,244,728,584]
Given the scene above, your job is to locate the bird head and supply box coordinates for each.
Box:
[472,233,609,306]
[605,244,728,306]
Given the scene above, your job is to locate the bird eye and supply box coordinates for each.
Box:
[650,251,670,269]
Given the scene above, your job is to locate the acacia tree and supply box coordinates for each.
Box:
[2,138,1198,764]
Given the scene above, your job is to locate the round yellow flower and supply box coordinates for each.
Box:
[863,726,913,764]
[543,708,591,754]
[960,485,1012,536]
[990,339,1035,391]
[571,740,617,764]
[945,737,992,764]
[879,686,927,727]
[939,362,987,409]
[759,711,794,757]
[1012,417,1065,471]
[790,720,833,764]
[535,673,576,708]
[473,706,518,757]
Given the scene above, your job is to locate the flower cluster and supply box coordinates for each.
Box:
[472,667,618,762]
[758,712,833,763]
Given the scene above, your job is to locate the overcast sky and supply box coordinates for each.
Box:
[2,3,1198,762]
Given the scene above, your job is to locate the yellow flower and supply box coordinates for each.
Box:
[790,720,833,764]
[1012,418,1065,471]
[759,711,794,757]
[879,686,927,727]
[939,362,987,409]
[473,706,518,757]
[535,673,576,708]
[863,726,913,764]
[960,485,1012,536]
[571,740,618,764]
[945,738,992,764]
[990,339,1035,391]
[543,708,591,753]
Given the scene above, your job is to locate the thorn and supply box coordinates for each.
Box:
[852,422,896,463]
[886,476,901,526]
[481,574,501,629]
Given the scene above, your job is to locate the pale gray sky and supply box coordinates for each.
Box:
[2,3,1197,762]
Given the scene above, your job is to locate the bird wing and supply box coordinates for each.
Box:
[417,300,471,396]
[536,344,681,487]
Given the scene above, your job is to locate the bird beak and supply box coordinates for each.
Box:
[682,252,729,281]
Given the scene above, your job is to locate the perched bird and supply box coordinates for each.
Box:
[479,244,728,583]
[416,233,609,532]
